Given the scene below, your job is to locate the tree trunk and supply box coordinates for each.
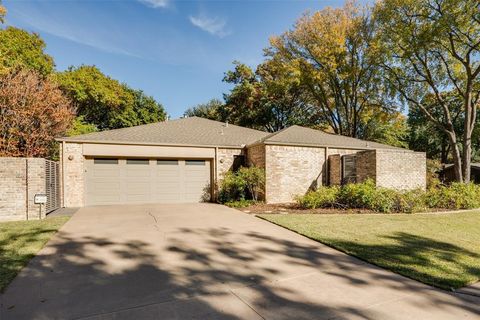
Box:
[447,132,463,182]
[462,91,474,183]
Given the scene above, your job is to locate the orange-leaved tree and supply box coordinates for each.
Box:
[0,69,74,158]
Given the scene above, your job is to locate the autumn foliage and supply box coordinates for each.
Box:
[0,70,74,158]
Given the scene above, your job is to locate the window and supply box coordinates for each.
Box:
[157,160,179,165]
[126,159,149,165]
[94,158,118,165]
[186,160,205,166]
[342,154,356,184]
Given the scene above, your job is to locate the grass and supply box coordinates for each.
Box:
[258,212,480,290]
[0,216,69,292]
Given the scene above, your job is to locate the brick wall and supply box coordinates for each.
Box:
[0,158,48,221]
[246,144,265,168]
[356,150,376,183]
[216,148,243,181]
[62,143,85,207]
[355,150,426,190]
[375,150,426,190]
[265,145,326,203]
[328,154,342,186]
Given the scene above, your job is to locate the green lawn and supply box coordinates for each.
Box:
[0,217,69,292]
[258,212,480,290]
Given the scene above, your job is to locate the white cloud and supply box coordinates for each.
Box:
[189,14,230,38]
[138,0,169,9]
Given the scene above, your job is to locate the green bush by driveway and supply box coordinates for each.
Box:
[259,212,480,290]
[296,180,480,213]
[0,217,69,292]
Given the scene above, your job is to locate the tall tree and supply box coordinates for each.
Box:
[184,98,224,120]
[267,1,396,138]
[375,0,480,182]
[0,70,74,158]
[222,61,315,132]
[57,65,166,130]
[0,2,6,24]
[0,26,55,76]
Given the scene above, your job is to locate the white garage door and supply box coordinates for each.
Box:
[85,158,211,206]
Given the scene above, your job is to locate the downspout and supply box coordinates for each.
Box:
[213,147,218,202]
[325,147,329,186]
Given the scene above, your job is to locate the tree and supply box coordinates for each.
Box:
[222,61,315,132]
[0,70,74,158]
[361,112,409,148]
[66,116,98,137]
[56,65,166,130]
[184,98,224,121]
[0,27,55,76]
[0,2,6,24]
[408,92,480,163]
[267,1,397,138]
[375,0,480,182]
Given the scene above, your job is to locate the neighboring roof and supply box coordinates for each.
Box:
[58,117,270,148]
[251,125,404,150]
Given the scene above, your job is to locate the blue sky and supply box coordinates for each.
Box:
[4,0,345,118]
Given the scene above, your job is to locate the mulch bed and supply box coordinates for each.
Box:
[239,203,373,215]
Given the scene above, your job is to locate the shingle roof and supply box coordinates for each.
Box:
[58,117,270,148]
[251,125,404,150]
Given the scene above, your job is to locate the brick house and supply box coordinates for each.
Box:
[57,117,426,206]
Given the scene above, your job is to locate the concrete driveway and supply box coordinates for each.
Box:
[1,204,479,320]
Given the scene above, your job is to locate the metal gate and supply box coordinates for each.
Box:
[45,160,60,213]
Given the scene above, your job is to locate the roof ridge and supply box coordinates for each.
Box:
[186,116,268,134]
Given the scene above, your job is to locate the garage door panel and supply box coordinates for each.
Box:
[86,158,211,205]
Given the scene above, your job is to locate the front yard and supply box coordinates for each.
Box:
[0,217,69,292]
[259,211,480,290]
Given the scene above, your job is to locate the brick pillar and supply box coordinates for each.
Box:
[328,154,342,186]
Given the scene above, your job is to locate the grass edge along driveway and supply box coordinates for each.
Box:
[0,216,69,292]
[258,212,480,290]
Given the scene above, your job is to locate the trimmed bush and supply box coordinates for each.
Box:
[218,166,265,204]
[224,200,258,208]
[338,179,398,213]
[218,171,246,203]
[426,183,480,210]
[295,186,340,209]
[237,166,265,201]
[394,190,427,213]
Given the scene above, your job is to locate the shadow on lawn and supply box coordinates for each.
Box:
[1,221,480,319]
[321,232,480,290]
[0,225,62,292]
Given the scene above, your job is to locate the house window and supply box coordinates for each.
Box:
[157,160,179,165]
[342,154,356,184]
[126,159,149,165]
[186,160,205,166]
[94,158,118,165]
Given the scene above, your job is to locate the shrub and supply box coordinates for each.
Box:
[237,166,265,201]
[218,167,265,204]
[338,179,398,213]
[218,171,246,203]
[296,186,340,209]
[224,199,257,208]
[426,183,480,209]
[394,190,427,213]
[295,180,480,213]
